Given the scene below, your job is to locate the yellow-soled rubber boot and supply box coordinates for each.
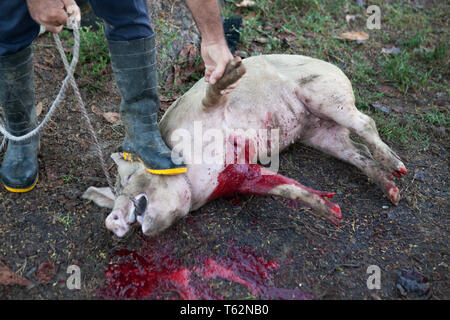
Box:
[0,47,39,192]
[108,36,186,175]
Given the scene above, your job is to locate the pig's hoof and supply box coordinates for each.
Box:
[325,201,342,226]
[392,166,407,178]
[388,186,400,205]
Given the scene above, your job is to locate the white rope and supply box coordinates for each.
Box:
[0,16,117,196]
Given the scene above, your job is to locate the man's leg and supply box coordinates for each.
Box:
[0,1,40,192]
[89,0,186,175]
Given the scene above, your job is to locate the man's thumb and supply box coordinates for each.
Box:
[209,63,226,85]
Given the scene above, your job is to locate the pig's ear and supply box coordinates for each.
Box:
[111,153,123,165]
[82,186,115,209]
[111,152,143,186]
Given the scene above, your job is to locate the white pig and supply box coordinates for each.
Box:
[83,55,407,237]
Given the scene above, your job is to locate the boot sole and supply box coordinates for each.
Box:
[2,141,40,193]
[122,152,187,175]
[3,175,38,193]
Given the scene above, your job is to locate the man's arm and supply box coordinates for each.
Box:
[184,0,233,85]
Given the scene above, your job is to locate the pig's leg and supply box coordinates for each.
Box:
[301,123,401,205]
[211,164,342,225]
[298,92,407,177]
[339,110,406,178]
[336,112,405,177]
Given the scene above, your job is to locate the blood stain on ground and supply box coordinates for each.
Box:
[98,242,313,300]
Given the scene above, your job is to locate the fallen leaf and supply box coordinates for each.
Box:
[396,267,430,297]
[277,33,298,42]
[36,261,57,284]
[33,62,54,71]
[102,112,121,124]
[159,95,172,102]
[235,0,256,7]
[370,103,390,113]
[160,94,181,103]
[43,56,55,66]
[36,102,43,117]
[392,105,404,113]
[91,105,103,116]
[0,261,32,287]
[165,71,175,90]
[339,31,370,42]
[254,37,269,44]
[375,85,402,98]
[167,44,203,87]
[382,46,402,55]
[178,44,198,67]
[244,11,257,19]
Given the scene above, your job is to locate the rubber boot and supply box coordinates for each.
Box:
[0,47,39,192]
[108,36,186,175]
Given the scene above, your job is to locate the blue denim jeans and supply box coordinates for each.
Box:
[0,0,153,56]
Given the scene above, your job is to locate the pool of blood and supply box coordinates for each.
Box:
[98,242,313,300]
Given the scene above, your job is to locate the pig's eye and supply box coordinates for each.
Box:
[133,194,148,216]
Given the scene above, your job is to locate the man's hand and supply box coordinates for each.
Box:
[26,0,78,33]
[184,0,236,90]
[201,40,234,85]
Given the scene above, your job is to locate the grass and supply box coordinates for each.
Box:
[221,0,448,149]
[153,18,181,83]
[59,22,110,93]
[378,51,433,94]
[54,212,72,230]
[61,170,79,183]
[421,110,450,126]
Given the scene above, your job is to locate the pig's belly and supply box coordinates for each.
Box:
[223,88,313,156]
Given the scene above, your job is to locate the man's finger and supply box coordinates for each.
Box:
[45,24,63,34]
[204,68,212,83]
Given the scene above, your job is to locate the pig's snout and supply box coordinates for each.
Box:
[105,210,131,237]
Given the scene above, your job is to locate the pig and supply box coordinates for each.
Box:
[83,54,407,237]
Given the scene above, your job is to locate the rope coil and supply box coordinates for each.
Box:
[0,18,117,196]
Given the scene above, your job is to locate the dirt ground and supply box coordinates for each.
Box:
[0,3,448,300]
